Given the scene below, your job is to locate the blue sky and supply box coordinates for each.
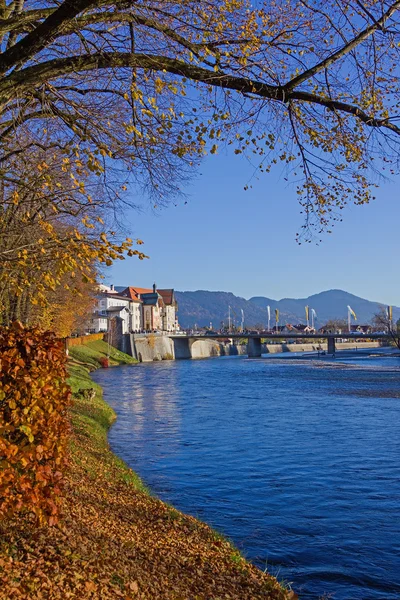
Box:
[107,149,399,306]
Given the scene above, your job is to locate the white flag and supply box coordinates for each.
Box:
[347,305,357,320]
[267,305,271,320]
[311,309,317,319]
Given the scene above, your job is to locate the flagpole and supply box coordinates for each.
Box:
[348,306,351,333]
[388,306,393,331]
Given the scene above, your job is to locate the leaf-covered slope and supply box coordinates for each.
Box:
[0,345,292,600]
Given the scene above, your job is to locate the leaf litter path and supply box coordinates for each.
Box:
[0,380,295,600]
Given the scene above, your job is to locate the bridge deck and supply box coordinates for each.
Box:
[170,333,389,340]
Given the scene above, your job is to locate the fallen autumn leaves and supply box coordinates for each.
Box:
[0,345,296,599]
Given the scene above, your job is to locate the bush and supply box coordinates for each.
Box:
[99,356,109,368]
[0,322,71,525]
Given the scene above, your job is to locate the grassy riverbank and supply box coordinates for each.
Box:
[0,341,294,599]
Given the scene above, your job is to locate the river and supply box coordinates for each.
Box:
[92,350,400,600]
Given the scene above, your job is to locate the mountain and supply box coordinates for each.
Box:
[175,289,400,329]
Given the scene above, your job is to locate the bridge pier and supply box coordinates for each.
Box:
[327,336,336,355]
[173,337,192,359]
[248,337,262,358]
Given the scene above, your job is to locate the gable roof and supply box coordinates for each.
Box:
[131,287,153,296]
[120,287,150,302]
[106,305,129,313]
[121,286,176,307]
[97,292,129,301]
[158,289,175,305]
[141,292,160,306]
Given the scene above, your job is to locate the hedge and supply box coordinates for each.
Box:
[0,322,71,525]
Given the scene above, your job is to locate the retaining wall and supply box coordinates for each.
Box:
[262,341,382,354]
[134,335,176,362]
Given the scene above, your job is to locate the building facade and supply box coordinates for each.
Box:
[121,284,179,332]
[89,292,142,334]
[88,283,179,334]
[158,289,179,331]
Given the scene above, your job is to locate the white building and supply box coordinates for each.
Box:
[88,293,142,334]
[158,289,179,331]
[121,285,179,332]
[88,284,179,334]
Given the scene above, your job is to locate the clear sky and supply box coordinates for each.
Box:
[107,148,399,306]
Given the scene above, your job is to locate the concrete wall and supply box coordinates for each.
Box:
[134,334,176,362]
[190,339,227,359]
[261,341,382,354]
[262,342,325,354]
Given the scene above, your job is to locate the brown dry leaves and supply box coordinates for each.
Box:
[0,375,296,600]
[0,323,71,525]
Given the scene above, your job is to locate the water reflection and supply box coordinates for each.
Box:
[97,362,183,456]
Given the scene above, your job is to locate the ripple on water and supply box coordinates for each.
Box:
[93,354,400,600]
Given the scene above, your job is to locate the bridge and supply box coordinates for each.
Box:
[170,332,391,358]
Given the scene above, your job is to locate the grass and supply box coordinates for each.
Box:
[67,343,148,493]
[68,339,137,369]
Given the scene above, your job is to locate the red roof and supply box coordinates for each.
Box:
[120,287,146,302]
[121,286,175,305]
[158,289,175,305]
[131,287,153,295]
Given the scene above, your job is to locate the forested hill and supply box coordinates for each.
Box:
[175,289,400,329]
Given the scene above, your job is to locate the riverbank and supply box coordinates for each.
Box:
[0,340,294,599]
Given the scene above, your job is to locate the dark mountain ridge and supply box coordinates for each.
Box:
[175,288,400,329]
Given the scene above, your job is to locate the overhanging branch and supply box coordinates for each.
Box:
[2,51,400,135]
[284,0,400,91]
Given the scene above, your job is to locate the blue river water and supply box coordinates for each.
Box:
[92,351,400,600]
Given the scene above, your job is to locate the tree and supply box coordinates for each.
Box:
[372,307,400,350]
[1,0,400,243]
[0,143,147,322]
[321,319,348,333]
[3,1,400,325]
[28,271,97,337]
